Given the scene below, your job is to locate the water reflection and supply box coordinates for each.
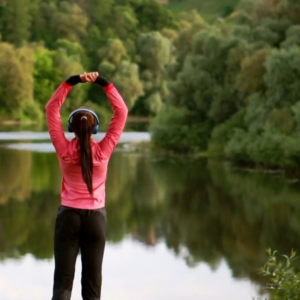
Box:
[1,145,300,296]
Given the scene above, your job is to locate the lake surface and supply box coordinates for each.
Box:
[1,131,300,300]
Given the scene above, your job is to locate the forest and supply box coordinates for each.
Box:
[1,0,300,171]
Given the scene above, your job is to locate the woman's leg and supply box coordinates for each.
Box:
[52,207,81,300]
[80,208,106,300]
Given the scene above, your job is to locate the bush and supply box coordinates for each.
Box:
[150,104,208,154]
[19,100,43,123]
[254,249,300,300]
[225,131,300,170]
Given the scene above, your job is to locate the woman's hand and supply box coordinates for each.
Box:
[80,72,99,83]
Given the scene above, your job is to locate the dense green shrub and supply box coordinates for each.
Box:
[254,249,300,300]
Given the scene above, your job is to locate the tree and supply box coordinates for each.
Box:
[33,46,62,108]
[85,0,113,25]
[113,60,144,109]
[133,0,177,32]
[54,39,88,67]
[264,46,300,108]
[281,25,300,49]
[111,5,138,40]
[138,31,172,72]
[98,39,144,109]
[0,0,31,45]
[237,0,286,21]
[50,1,88,42]
[0,149,32,204]
[54,48,86,111]
[236,49,269,98]
[135,31,172,114]
[0,43,35,118]
[36,1,88,46]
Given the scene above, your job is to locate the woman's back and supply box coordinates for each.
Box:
[46,75,128,210]
[58,139,109,209]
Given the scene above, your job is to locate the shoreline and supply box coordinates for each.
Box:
[0,115,150,126]
[127,142,300,181]
[0,126,298,180]
[1,120,38,125]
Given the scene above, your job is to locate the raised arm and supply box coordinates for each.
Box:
[45,81,73,155]
[45,74,87,155]
[95,76,128,158]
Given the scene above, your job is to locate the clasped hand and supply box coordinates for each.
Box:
[80,72,99,83]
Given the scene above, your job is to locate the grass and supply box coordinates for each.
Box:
[167,0,240,22]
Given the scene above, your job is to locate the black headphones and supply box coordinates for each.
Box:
[67,108,99,134]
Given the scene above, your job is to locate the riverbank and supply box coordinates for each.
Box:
[129,141,300,181]
[1,120,38,125]
[120,141,152,152]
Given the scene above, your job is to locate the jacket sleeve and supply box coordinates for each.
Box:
[45,82,72,155]
[98,84,128,158]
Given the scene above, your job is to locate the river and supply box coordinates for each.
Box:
[1,129,299,300]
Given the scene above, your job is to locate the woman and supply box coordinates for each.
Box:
[46,72,128,300]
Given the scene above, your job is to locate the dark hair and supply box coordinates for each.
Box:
[71,110,96,195]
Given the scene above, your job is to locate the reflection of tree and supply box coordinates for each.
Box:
[3,149,300,292]
[151,157,300,289]
[105,152,166,244]
[105,152,139,242]
[151,158,224,267]
[207,161,300,275]
[0,191,59,260]
[31,152,61,194]
[0,149,61,205]
[0,148,32,204]
[0,149,61,259]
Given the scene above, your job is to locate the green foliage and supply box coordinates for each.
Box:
[112,5,138,39]
[281,25,300,49]
[133,0,177,32]
[236,49,269,98]
[0,0,178,122]
[33,46,62,107]
[85,0,114,25]
[225,130,300,169]
[1,0,300,174]
[112,60,144,109]
[138,31,172,72]
[19,99,44,123]
[0,0,32,45]
[208,109,246,156]
[0,43,35,118]
[150,104,207,153]
[53,48,86,111]
[152,23,243,152]
[136,31,172,115]
[264,46,300,108]
[254,249,300,300]
[149,0,300,174]
[168,0,240,22]
[150,104,188,153]
[44,1,89,43]
[98,38,144,109]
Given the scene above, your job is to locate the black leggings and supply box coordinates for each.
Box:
[52,206,106,300]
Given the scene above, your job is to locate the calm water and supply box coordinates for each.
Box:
[1,131,300,300]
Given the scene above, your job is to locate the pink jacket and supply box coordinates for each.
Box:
[46,82,128,209]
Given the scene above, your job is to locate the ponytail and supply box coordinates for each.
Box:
[77,116,93,195]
